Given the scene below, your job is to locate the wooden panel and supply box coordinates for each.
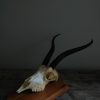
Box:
[7,78,71,100]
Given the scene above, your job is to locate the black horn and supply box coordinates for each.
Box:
[42,34,60,66]
[50,39,93,68]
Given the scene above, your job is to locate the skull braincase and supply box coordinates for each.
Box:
[17,65,59,93]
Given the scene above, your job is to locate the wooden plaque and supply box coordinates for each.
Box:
[7,78,71,100]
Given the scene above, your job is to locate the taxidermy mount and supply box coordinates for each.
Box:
[17,34,93,93]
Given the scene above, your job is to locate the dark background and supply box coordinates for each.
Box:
[0,0,100,69]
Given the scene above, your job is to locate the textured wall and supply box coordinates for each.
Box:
[0,0,100,69]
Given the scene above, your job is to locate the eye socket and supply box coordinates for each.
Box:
[46,72,55,80]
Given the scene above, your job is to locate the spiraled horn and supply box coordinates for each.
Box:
[42,34,60,66]
[50,39,93,68]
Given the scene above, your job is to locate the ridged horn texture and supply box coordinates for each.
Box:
[50,39,93,68]
[42,34,60,66]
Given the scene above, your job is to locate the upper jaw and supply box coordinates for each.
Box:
[16,66,59,93]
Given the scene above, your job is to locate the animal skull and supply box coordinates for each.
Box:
[16,34,93,93]
[17,65,59,93]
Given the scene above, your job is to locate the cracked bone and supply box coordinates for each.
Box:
[17,65,59,93]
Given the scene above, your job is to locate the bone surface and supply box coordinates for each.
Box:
[17,65,59,93]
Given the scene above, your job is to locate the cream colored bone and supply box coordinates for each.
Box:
[17,65,59,93]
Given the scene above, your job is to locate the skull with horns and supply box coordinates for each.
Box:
[17,34,93,93]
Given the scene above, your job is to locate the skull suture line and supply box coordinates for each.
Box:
[17,34,93,93]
